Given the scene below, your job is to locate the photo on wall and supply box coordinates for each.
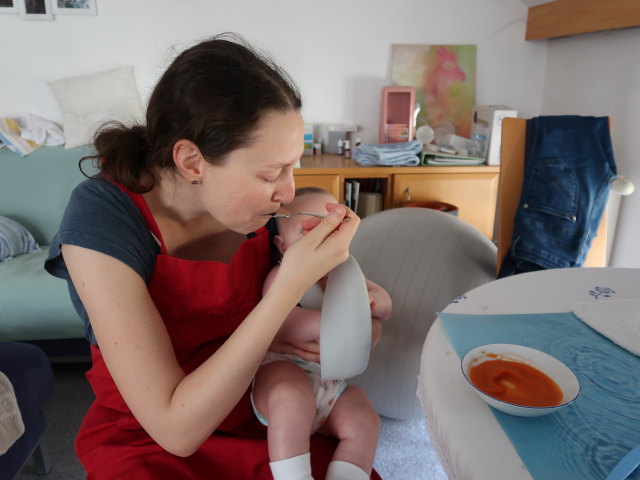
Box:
[391,44,476,139]
[52,0,96,15]
[18,0,53,20]
[0,0,18,14]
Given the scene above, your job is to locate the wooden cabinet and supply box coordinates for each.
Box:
[294,155,499,239]
[392,172,499,239]
[291,174,341,200]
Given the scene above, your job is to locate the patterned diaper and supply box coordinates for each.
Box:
[251,352,348,432]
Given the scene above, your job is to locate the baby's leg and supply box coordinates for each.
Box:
[318,385,380,479]
[252,360,316,461]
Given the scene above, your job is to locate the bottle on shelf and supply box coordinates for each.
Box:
[337,139,344,155]
[344,139,351,159]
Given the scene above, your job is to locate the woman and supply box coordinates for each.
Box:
[45,34,381,479]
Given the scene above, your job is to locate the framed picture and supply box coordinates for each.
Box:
[18,0,53,20]
[0,0,18,14]
[391,44,477,139]
[52,0,96,15]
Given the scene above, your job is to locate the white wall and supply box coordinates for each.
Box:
[541,28,640,267]
[0,0,546,144]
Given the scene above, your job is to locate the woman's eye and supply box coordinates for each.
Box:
[263,170,282,183]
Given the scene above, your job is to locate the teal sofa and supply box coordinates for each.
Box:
[0,145,97,342]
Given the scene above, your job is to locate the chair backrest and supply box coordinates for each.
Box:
[349,207,496,419]
[496,117,608,275]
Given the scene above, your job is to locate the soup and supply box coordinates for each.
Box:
[469,358,563,407]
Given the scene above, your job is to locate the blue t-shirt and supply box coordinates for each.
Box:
[45,177,160,344]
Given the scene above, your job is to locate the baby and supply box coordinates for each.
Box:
[251,187,392,480]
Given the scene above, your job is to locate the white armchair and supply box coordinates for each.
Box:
[349,207,497,419]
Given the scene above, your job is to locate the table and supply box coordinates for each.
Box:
[418,267,640,480]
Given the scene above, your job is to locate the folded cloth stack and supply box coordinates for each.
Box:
[0,371,25,455]
[353,140,423,166]
[572,298,640,356]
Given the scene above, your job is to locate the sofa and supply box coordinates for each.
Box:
[0,145,96,344]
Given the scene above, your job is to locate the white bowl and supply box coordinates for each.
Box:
[461,344,580,417]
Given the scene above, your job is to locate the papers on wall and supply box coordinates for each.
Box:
[0,118,40,157]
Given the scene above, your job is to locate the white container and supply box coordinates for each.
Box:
[472,105,517,165]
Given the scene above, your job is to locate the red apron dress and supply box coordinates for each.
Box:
[75,182,382,479]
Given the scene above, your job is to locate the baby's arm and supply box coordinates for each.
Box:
[263,265,320,345]
[365,278,392,322]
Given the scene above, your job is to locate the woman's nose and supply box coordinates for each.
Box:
[273,171,296,205]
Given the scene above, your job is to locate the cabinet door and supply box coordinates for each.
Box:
[293,174,341,202]
[392,173,498,239]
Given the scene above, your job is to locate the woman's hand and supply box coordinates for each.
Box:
[275,203,360,296]
[270,337,320,362]
[270,316,383,363]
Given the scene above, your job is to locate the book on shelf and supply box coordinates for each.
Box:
[421,151,485,166]
[345,178,383,219]
[356,192,382,218]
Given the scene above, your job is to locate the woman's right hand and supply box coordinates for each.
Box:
[276,203,360,295]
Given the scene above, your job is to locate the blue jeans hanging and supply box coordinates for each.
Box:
[499,116,617,278]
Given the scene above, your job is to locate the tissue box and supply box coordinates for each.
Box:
[472,105,517,166]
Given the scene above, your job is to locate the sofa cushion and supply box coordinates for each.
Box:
[48,65,144,149]
[0,216,40,261]
[0,248,82,341]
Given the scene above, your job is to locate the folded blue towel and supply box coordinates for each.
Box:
[353,140,423,166]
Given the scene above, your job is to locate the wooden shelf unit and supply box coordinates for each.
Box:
[526,0,640,41]
[295,155,500,239]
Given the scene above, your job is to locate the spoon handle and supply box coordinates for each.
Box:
[271,212,350,222]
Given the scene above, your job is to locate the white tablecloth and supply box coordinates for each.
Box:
[418,267,640,480]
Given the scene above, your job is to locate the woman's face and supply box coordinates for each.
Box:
[200,110,304,234]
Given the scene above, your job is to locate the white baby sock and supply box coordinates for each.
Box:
[325,460,369,480]
[269,452,314,480]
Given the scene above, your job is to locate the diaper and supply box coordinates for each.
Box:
[251,352,348,432]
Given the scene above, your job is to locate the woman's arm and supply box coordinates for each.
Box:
[263,265,321,345]
[63,203,358,457]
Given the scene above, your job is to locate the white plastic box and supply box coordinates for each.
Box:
[472,105,518,165]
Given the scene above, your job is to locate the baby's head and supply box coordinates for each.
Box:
[273,187,338,255]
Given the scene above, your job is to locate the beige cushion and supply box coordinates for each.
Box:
[48,66,144,149]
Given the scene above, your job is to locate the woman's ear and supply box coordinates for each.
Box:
[173,139,203,182]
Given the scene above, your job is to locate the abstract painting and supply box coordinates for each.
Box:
[392,44,476,138]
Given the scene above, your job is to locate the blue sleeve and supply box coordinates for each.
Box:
[44,177,159,344]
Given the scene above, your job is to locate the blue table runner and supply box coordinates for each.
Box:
[439,312,640,480]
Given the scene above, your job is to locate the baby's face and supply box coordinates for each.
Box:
[276,191,337,252]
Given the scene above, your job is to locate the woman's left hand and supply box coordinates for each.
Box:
[270,338,320,362]
[270,317,383,362]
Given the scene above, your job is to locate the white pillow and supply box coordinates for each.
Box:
[48,66,144,149]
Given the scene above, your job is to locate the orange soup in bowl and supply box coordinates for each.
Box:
[469,358,563,407]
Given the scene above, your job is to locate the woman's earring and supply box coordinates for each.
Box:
[191,179,199,185]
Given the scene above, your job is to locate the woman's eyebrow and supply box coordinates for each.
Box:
[266,160,297,168]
